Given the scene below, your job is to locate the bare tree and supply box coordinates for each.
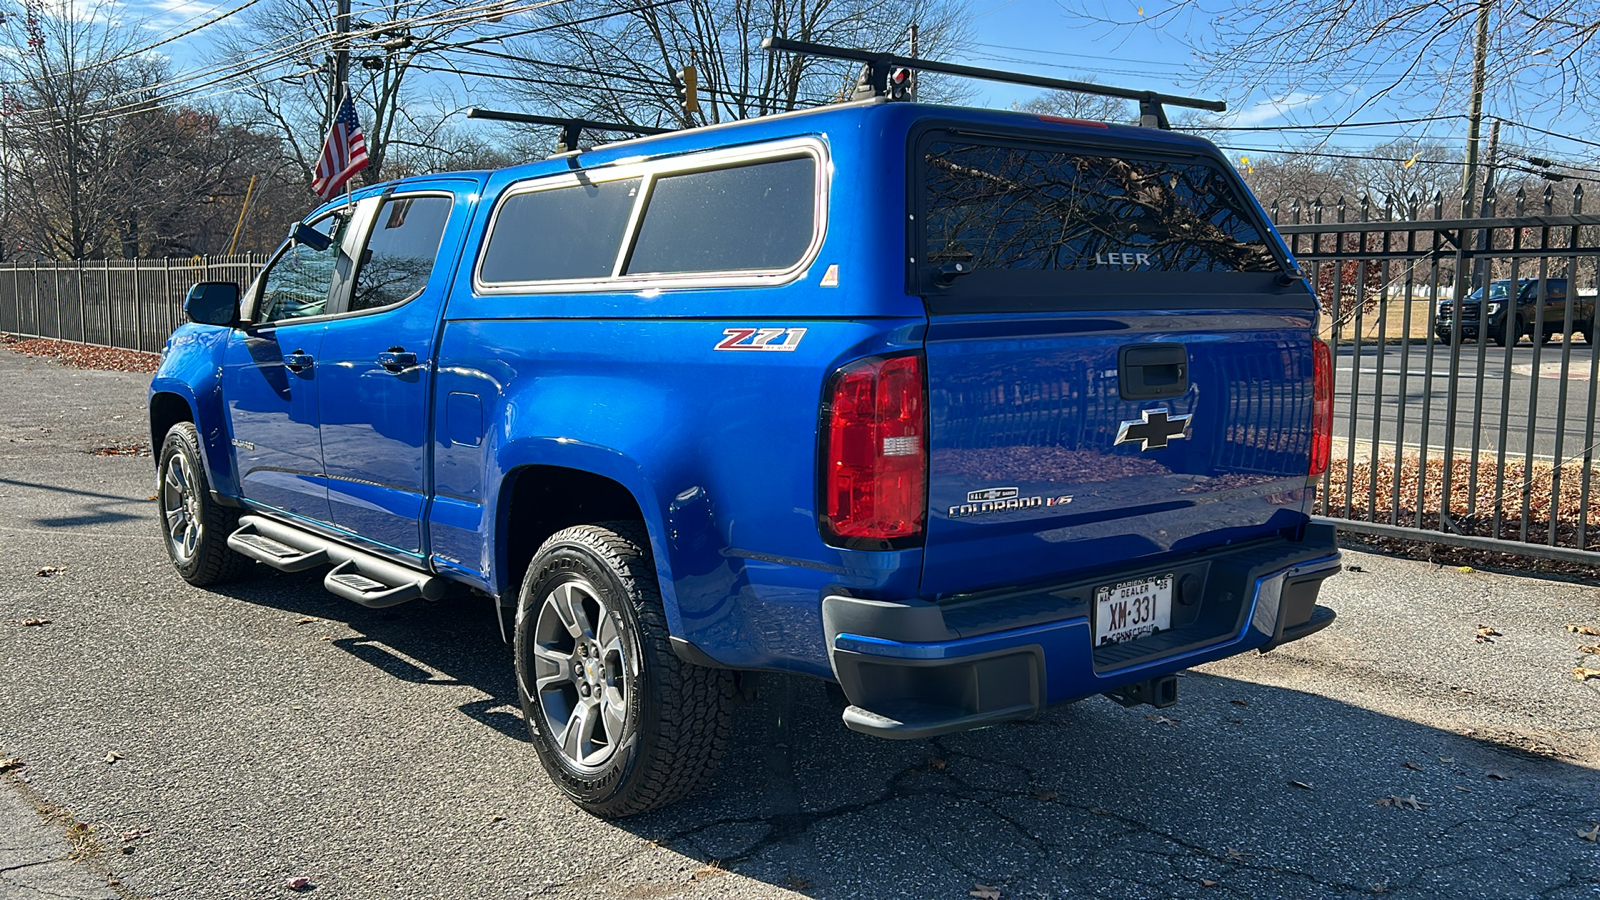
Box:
[489,0,971,131]
[210,0,505,188]
[1012,89,1136,125]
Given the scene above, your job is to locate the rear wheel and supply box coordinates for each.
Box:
[157,422,251,586]
[514,522,732,818]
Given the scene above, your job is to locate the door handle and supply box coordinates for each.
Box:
[283,350,315,372]
[377,348,417,373]
[1118,344,1189,401]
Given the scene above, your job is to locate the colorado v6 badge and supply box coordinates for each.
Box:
[949,486,1073,519]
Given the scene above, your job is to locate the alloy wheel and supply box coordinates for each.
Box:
[530,578,632,771]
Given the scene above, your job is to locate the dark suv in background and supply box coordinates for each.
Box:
[1437,278,1594,346]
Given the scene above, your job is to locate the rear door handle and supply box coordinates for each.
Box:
[283,350,315,372]
[377,348,417,373]
[1119,343,1189,400]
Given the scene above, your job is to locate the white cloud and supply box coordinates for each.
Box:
[1227,91,1323,127]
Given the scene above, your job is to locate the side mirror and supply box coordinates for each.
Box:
[184,281,240,327]
[290,222,333,252]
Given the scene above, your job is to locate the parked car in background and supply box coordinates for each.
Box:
[1437,277,1594,346]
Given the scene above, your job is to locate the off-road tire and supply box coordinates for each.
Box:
[157,422,251,586]
[514,522,732,818]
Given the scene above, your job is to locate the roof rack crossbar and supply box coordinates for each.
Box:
[466,108,672,153]
[761,36,1225,129]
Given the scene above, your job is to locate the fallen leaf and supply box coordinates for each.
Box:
[1402,761,1422,772]
[1145,714,1179,726]
[1224,847,1249,861]
[145,495,158,501]
[1566,624,1600,636]
[969,884,1001,900]
[1474,625,1500,643]
[1457,565,1474,573]
[927,757,946,771]
[1346,564,1365,573]
[488,813,505,823]
[1375,794,1429,810]
[1579,824,1599,842]
[1454,786,1472,793]
[285,876,312,891]
[1573,667,1600,681]
[1200,879,1219,887]
[20,618,50,627]
[1288,780,1313,790]
[1031,789,1057,801]
[0,758,22,772]
[1228,699,1250,707]
[1439,757,1455,764]
[34,566,65,577]
[1578,645,1600,654]
[1486,771,1510,781]
[118,828,150,842]
[1371,882,1390,894]
[104,751,122,764]
[295,616,315,625]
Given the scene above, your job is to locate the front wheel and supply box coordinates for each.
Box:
[157,422,251,586]
[514,522,732,818]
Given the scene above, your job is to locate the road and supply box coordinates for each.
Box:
[2,346,1599,900]
[1333,340,1600,462]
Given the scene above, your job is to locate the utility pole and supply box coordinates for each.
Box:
[331,0,351,117]
[1461,0,1491,216]
[908,22,919,101]
[1472,118,1501,289]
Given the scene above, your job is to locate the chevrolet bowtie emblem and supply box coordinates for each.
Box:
[1114,408,1192,451]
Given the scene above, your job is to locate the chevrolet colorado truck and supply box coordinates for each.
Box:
[150,90,1340,817]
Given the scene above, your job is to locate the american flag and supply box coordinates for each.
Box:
[310,89,369,200]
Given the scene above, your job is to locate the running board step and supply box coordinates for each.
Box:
[228,515,444,609]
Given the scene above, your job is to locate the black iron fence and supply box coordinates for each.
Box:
[0,255,266,354]
[1274,185,1600,564]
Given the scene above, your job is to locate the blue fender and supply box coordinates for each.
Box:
[149,324,238,498]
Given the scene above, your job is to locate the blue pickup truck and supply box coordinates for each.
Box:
[149,75,1339,816]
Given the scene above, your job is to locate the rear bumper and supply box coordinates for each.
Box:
[824,524,1342,739]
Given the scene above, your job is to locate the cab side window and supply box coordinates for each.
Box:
[257,215,346,323]
[349,195,454,313]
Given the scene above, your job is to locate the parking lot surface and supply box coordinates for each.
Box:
[2,346,1598,899]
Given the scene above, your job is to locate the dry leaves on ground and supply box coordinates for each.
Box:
[104,751,122,764]
[20,617,50,627]
[0,758,22,773]
[1573,668,1600,681]
[1,334,160,373]
[1475,625,1501,643]
[1486,771,1511,781]
[969,884,1002,900]
[1579,824,1599,842]
[35,566,65,577]
[1288,780,1314,790]
[691,861,726,882]
[1566,624,1600,636]
[1376,794,1430,810]
[285,876,312,891]
[1145,714,1179,726]
[1402,761,1423,771]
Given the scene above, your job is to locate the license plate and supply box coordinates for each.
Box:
[1094,574,1173,646]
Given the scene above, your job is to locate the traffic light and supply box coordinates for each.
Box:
[676,64,700,115]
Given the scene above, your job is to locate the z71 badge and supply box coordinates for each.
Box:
[715,327,806,352]
[949,487,1073,519]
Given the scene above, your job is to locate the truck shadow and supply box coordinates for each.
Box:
[210,569,1600,899]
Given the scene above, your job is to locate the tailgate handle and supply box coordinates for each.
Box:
[1119,344,1189,400]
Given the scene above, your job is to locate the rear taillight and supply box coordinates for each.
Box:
[1310,339,1332,477]
[821,354,927,545]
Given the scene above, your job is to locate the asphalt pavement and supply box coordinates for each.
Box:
[1334,340,1600,461]
[2,346,1599,899]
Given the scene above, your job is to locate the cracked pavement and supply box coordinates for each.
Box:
[1,346,1598,899]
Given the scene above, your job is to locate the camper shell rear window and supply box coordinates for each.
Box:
[911,128,1296,307]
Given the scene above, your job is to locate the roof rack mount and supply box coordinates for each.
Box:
[760,36,1225,130]
[466,108,672,153]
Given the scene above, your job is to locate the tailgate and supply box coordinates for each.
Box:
[921,309,1315,597]
[910,122,1317,598]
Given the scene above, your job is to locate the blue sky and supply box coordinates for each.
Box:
[115,0,1593,166]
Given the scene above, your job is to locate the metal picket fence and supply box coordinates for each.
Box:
[1274,185,1600,564]
[0,255,266,354]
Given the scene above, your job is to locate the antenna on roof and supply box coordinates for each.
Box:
[467,108,672,153]
[760,36,1225,130]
